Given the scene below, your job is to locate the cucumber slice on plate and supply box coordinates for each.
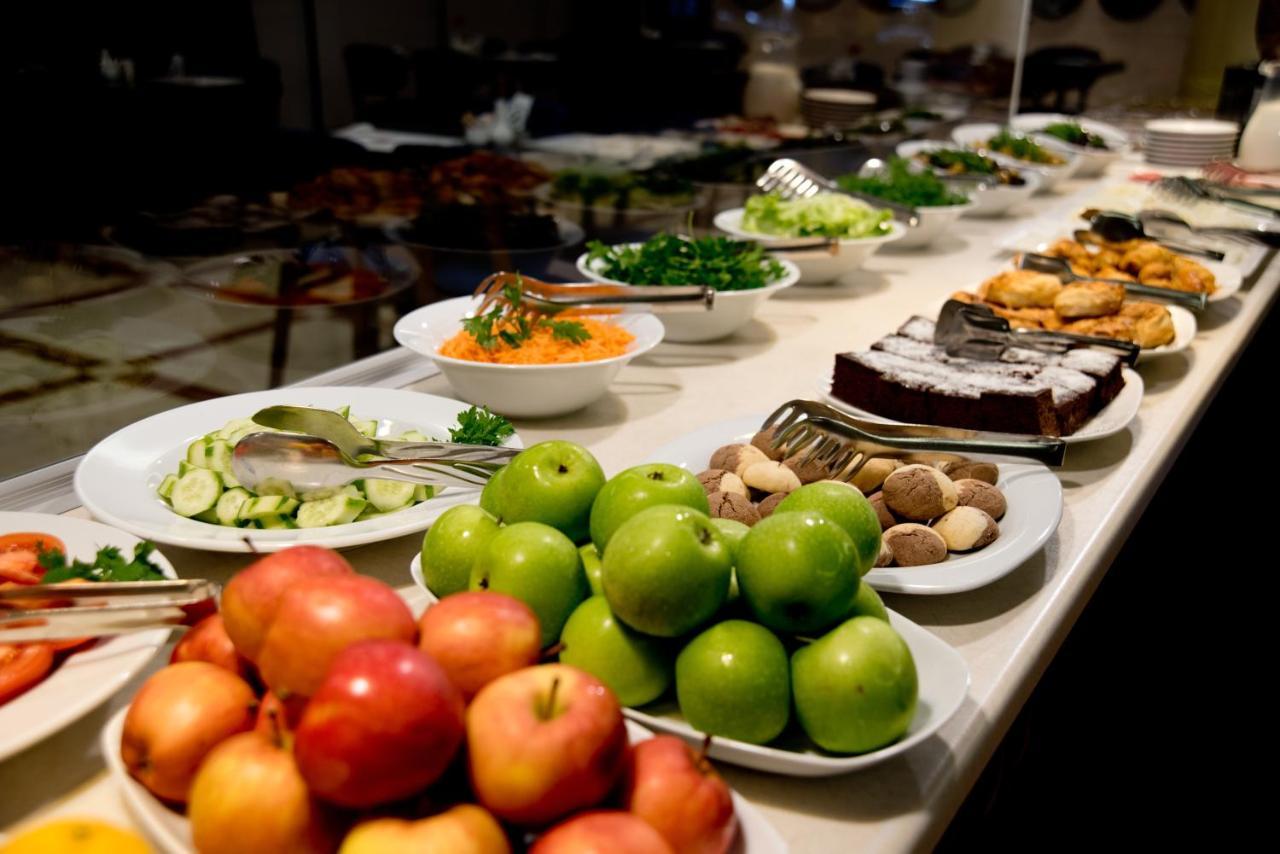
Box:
[256,514,299,530]
[297,495,367,528]
[363,479,416,512]
[349,418,378,438]
[413,484,434,503]
[156,474,180,501]
[186,438,213,468]
[204,439,234,474]
[216,488,252,526]
[171,469,222,517]
[333,405,351,419]
[255,478,297,499]
[239,495,300,521]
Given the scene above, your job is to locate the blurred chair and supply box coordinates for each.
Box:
[1020,46,1125,114]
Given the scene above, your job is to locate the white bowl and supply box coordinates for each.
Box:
[393,296,665,418]
[895,140,1043,217]
[951,123,1081,192]
[885,200,975,249]
[711,208,905,283]
[575,249,800,342]
[1009,113,1131,178]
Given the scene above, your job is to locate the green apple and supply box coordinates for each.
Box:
[601,505,731,638]
[559,596,672,707]
[479,465,506,519]
[420,505,500,598]
[845,579,889,623]
[589,464,709,552]
[470,521,587,647]
[580,543,604,596]
[791,617,917,753]
[675,620,789,744]
[736,511,858,634]
[709,518,749,564]
[775,482,881,577]
[492,441,605,542]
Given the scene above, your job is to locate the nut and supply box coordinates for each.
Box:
[883,523,948,567]
[750,428,787,461]
[741,461,802,494]
[756,492,788,518]
[707,491,762,527]
[709,444,770,478]
[881,464,958,521]
[940,460,999,485]
[875,539,894,567]
[697,469,749,499]
[868,492,897,531]
[783,453,830,485]
[850,458,902,493]
[955,479,1006,520]
[931,507,999,552]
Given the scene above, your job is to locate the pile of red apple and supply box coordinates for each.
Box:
[121,545,739,853]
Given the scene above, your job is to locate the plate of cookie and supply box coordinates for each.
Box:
[647,414,1064,595]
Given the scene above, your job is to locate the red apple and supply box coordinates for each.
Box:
[624,736,737,854]
[417,591,542,700]
[341,805,510,854]
[121,662,257,803]
[189,730,341,854]
[466,664,629,826]
[222,546,354,663]
[530,811,674,854]
[257,574,416,699]
[171,614,254,680]
[294,640,465,808]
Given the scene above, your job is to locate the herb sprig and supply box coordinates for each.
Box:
[38,541,168,583]
[586,234,784,292]
[448,406,515,446]
[461,281,592,350]
[837,157,969,207]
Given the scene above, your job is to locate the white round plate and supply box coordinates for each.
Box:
[1137,304,1196,361]
[951,123,1080,190]
[74,387,521,553]
[645,413,1063,595]
[394,296,665,418]
[0,512,174,761]
[101,708,787,853]
[816,367,1145,445]
[713,208,905,283]
[1144,118,1239,136]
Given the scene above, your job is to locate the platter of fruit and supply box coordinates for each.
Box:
[0,511,175,761]
[412,439,970,775]
[102,544,784,853]
[74,387,522,553]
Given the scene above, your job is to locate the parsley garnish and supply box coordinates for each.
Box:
[448,406,515,446]
[585,233,785,291]
[38,541,168,583]
[461,277,591,350]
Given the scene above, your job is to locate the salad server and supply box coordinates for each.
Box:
[472,271,716,315]
[0,579,219,643]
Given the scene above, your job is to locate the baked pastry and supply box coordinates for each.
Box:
[882,464,958,521]
[932,507,999,551]
[868,492,898,531]
[883,523,947,566]
[1120,301,1176,348]
[982,269,1063,308]
[707,491,761,527]
[940,460,1000,485]
[709,444,769,477]
[955,479,1007,519]
[698,469,749,499]
[1053,281,1125,319]
[742,461,801,494]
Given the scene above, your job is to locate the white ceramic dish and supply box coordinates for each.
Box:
[817,367,1145,445]
[1139,304,1197,360]
[576,249,801,342]
[951,123,1080,191]
[884,199,976,249]
[1009,113,1131,178]
[394,296,665,418]
[0,512,174,761]
[101,708,787,854]
[895,140,1043,217]
[644,414,1063,595]
[712,209,905,283]
[74,387,521,553]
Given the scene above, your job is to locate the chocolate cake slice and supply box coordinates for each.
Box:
[831,317,1125,437]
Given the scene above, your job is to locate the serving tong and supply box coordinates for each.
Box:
[0,579,219,643]
[472,271,716,316]
[1017,252,1208,312]
[1079,210,1224,261]
[1154,176,1280,221]
[756,158,921,228]
[936,299,1140,365]
[762,400,1067,476]
[1137,209,1280,249]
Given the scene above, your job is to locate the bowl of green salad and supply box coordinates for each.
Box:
[951,123,1080,191]
[539,167,703,243]
[896,140,1043,217]
[1009,113,1130,178]
[834,157,975,249]
[712,191,905,284]
[576,234,800,342]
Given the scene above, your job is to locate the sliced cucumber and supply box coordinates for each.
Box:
[220,470,242,489]
[396,429,429,442]
[177,460,197,477]
[255,478,297,499]
[216,418,258,441]
[216,488,252,526]
[364,479,416,512]
[349,418,378,438]
[354,504,385,522]
[156,474,180,501]
[412,484,434,503]
[191,507,221,524]
[171,469,222,517]
[333,404,351,419]
[203,439,234,474]
[186,438,212,469]
[297,495,367,528]
[256,514,299,530]
[239,495,300,521]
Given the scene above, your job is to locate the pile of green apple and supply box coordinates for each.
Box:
[121,545,739,854]
[422,439,920,755]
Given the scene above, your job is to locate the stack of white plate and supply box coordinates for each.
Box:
[800,88,876,128]
[1144,118,1238,167]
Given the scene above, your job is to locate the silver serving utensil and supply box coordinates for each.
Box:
[937,299,1140,364]
[1137,209,1280,248]
[761,400,1067,473]
[0,579,220,643]
[756,158,921,228]
[1154,176,1280,220]
[250,405,492,462]
[1017,252,1208,311]
[231,432,517,494]
[473,272,716,315]
[1080,210,1225,261]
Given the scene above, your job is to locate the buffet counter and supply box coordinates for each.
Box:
[3,165,1276,852]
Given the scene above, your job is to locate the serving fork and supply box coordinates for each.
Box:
[0,579,219,643]
[755,158,921,228]
[1017,252,1208,312]
[472,271,715,316]
[761,400,1067,478]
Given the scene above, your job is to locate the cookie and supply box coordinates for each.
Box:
[955,479,1006,520]
[883,523,947,567]
[881,464,958,521]
[931,506,999,551]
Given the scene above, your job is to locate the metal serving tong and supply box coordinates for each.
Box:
[1079,210,1225,261]
[1137,209,1280,249]
[1154,176,1280,221]
[937,299,1140,365]
[756,158,921,228]
[473,272,715,315]
[1017,252,1208,312]
[762,400,1067,475]
[0,579,219,643]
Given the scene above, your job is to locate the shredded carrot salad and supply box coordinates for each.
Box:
[440,317,635,365]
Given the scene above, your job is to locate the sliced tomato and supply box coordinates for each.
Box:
[0,643,55,705]
[0,533,65,584]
